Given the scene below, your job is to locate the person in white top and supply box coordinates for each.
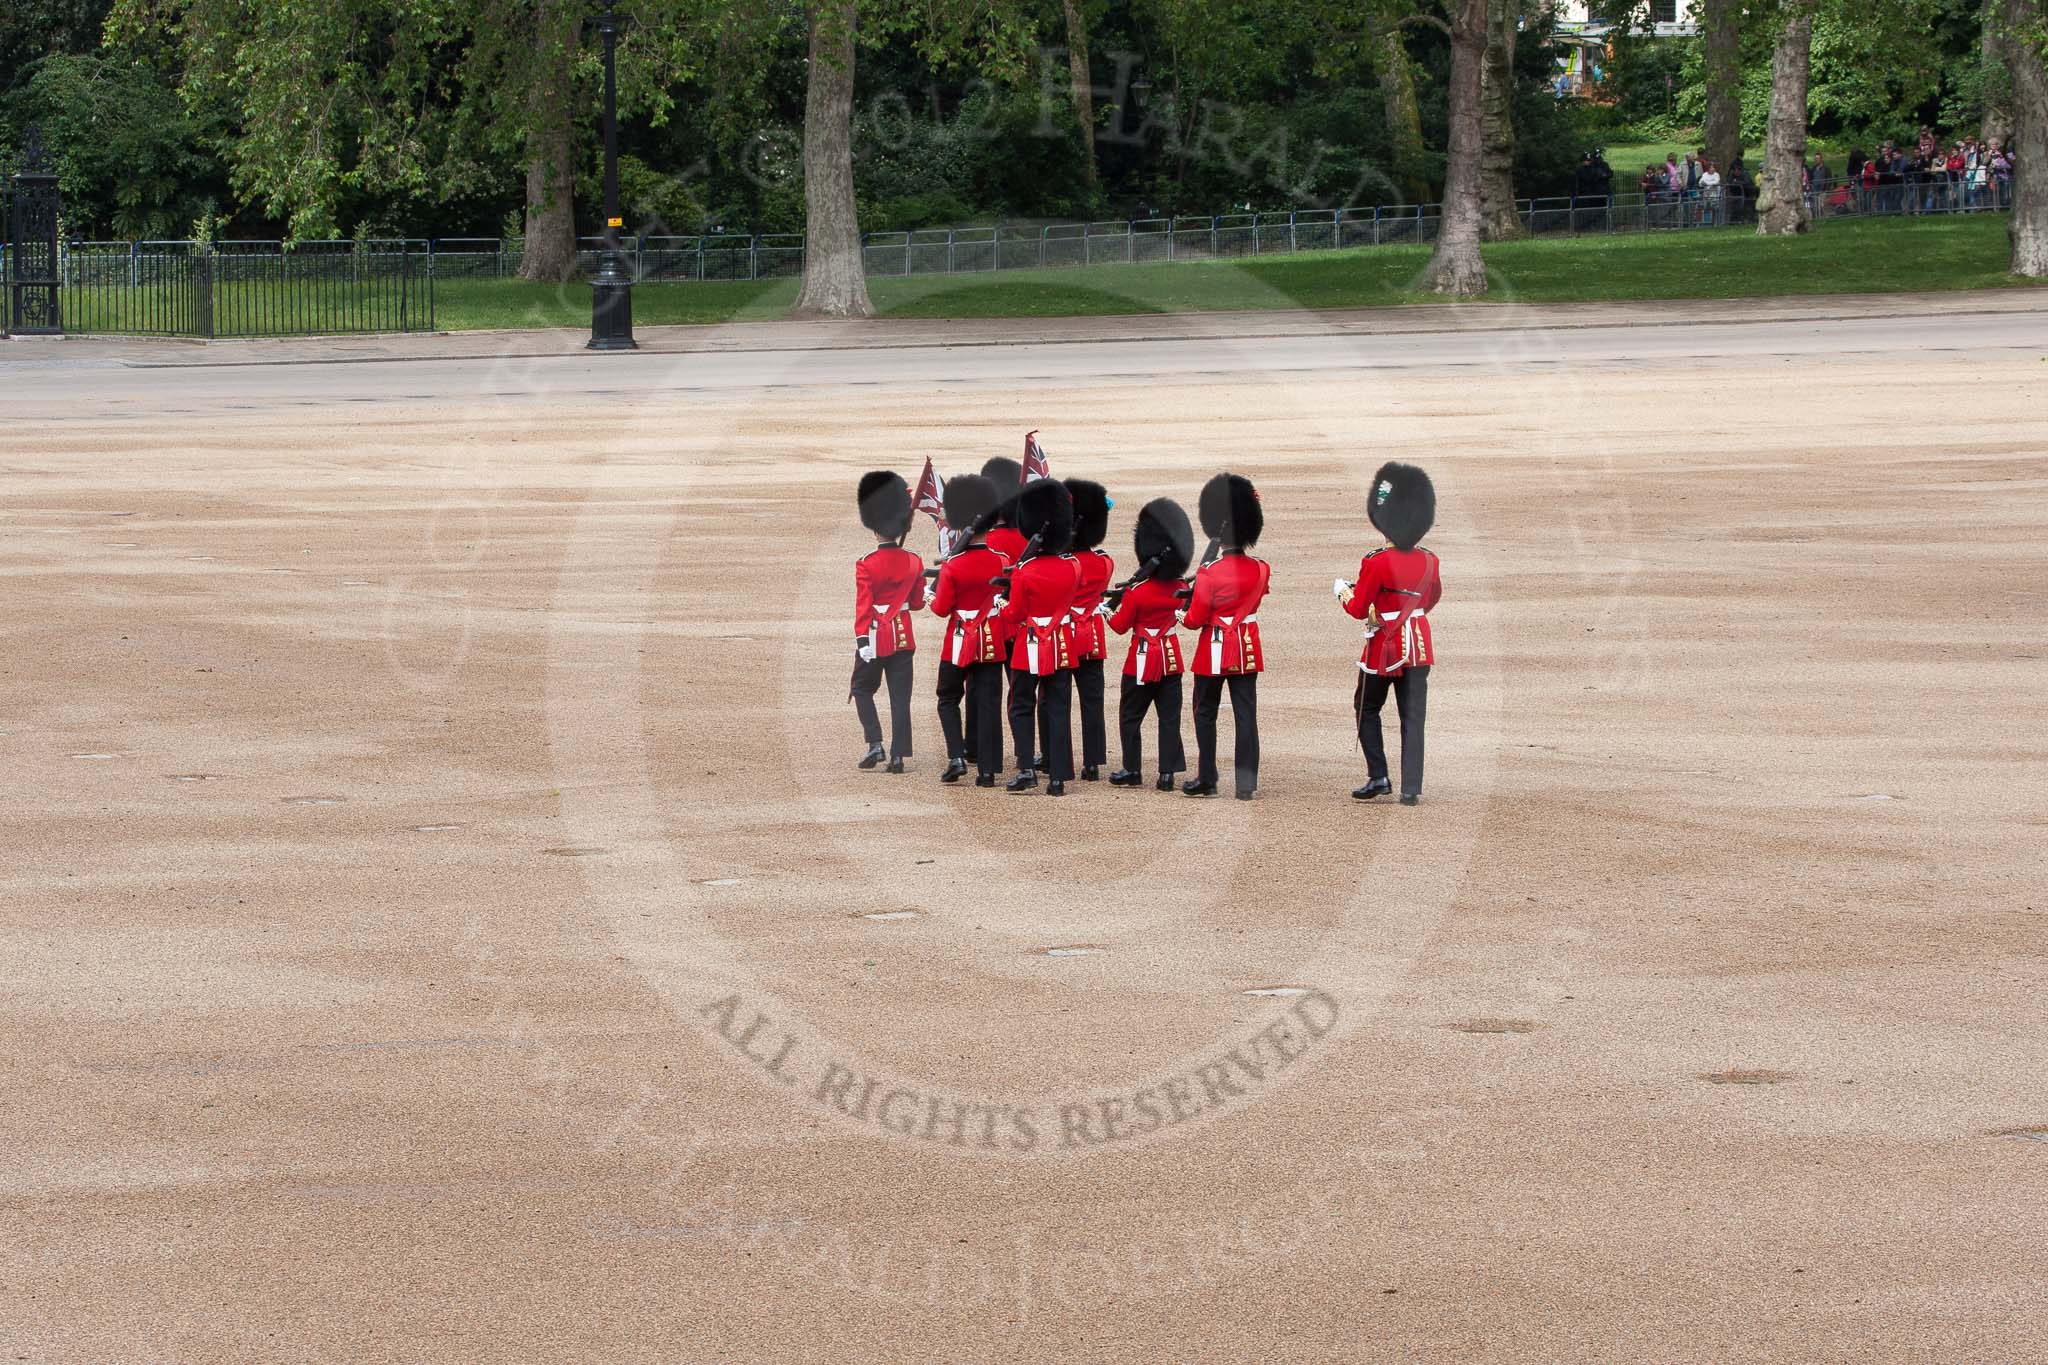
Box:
[1698,161,1724,225]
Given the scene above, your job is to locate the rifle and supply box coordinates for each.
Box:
[1174,537,1222,603]
[920,505,1004,580]
[988,529,1043,594]
[1098,551,1167,613]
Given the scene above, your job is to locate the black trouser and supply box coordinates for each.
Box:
[936,659,982,766]
[1008,667,1074,781]
[1191,673,1258,794]
[1119,673,1186,777]
[853,650,915,758]
[964,663,1002,775]
[1073,657,1107,770]
[1356,664,1428,797]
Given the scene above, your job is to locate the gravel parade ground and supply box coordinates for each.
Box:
[6,292,2045,1361]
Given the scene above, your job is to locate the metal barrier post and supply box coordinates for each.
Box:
[749,235,759,281]
[191,249,214,340]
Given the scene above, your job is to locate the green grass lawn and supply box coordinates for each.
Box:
[429,215,2036,332]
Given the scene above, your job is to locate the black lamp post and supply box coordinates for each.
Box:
[588,0,636,350]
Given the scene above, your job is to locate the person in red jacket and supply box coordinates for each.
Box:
[1062,479,1115,782]
[979,455,1033,767]
[1181,473,1270,800]
[1337,461,1441,805]
[928,473,1009,787]
[850,470,926,773]
[1106,497,1193,790]
[996,479,1079,795]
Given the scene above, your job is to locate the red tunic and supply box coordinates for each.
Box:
[1107,577,1184,683]
[1345,547,1441,675]
[1182,552,1269,676]
[986,526,1028,562]
[997,554,1079,675]
[854,544,927,657]
[928,544,1012,667]
[1067,549,1115,661]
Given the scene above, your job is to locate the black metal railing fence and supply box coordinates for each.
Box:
[57,239,433,337]
[5,170,2015,338]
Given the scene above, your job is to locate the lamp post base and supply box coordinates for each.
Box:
[588,274,637,350]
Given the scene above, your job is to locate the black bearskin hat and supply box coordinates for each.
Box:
[1065,479,1110,552]
[941,472,999,535]
[981,456,1023,526]
[857,470,913,540]
[1132,498,1194,581]
[1015,478,1074,555]
[1198,472,1263,548]
[1367,461,1435,551]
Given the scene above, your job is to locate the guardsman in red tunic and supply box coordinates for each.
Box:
[1106,497,1192,790]
[978,455,1033,765]
[851,471,926,773]
[1062,479,1115,782]
[1180,473,1270,800]
[928,473,1009,788]
[1338,461,1441,805]
[996,479,1079,795]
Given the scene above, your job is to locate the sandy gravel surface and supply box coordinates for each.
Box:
[4,304,2046,1361]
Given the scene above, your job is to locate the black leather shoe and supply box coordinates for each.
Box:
[1081,765,1100,782]
[1046,780,1065,797]
[1182,779,1218,797]
[858,744,886,770]
[1399,793,1419,806]
[1006,771,1039,793]
[885,758,905,774]
[1108,769,1142,787]
[1156,774,1176,792]
[974,773,996,788]
[940,759,969,784]
[1353,777,1392,801]
[1236,789,1255,801]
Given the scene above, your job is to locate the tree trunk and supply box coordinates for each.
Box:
[518,0,580,284]
[1479,0,1521,240]
[791,0,872,318]
[1424,0,1489,294]
[1368,11,1428,202]
[1701,0,1743,173]
[1062,0,1098,189]
[1981,0,2014,143]
[2000,0,2048,275]
[1754,10,1811,236]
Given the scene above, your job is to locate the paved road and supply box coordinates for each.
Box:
[10,297,2047,414]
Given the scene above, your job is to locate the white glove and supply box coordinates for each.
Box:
[1332,577,1350,600]
[1095,599,1114,618]
[856,635,877,663]
[992,595,1008,612]
[1173,610,1187,627]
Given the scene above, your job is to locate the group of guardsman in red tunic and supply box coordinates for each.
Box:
[849,455,1441,804]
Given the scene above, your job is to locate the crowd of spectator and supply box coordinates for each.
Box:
[1826,129,2014,215]
[1564,127,2016,228]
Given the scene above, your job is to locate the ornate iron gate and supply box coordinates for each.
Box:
[7,128,62,335]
